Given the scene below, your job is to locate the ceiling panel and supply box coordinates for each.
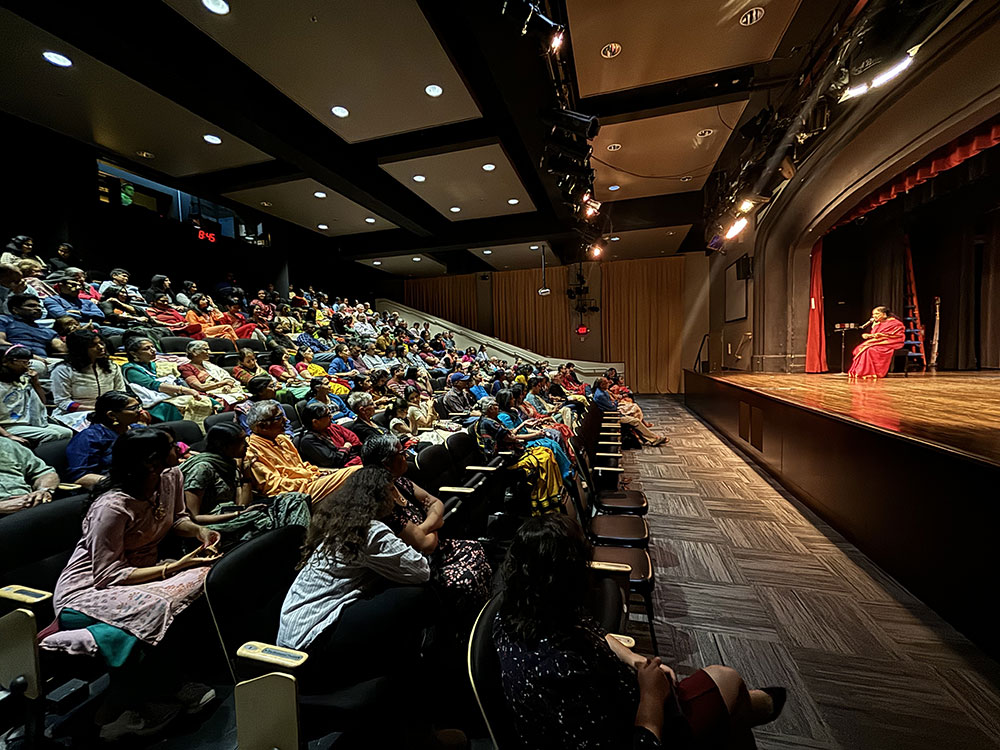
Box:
[224,178,396,235]
[603,225,692,260]
[567,0,802,96]
[592,100,747,200]
[0,9,272,177]
[381,143,535,221]
[166,0,481,143]
[469,241,558,270]
[355,254,447,277]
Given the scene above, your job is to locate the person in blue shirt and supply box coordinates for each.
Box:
[65,390,146,487]
[469,372,489,401]
[43,272,124,336]
[592,377,666,446]
[327,344,358,386]
[0,294,66,358]
[495,388,573,479]
[306,377,355,422]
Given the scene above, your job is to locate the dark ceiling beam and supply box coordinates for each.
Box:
[358,118,497,162]
[578,66,755,124]
[333,189,704,259]
[181,160,304,195]
[5,1,449,237]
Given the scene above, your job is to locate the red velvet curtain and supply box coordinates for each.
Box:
[835,115,1000,227]
[806,240,828,372]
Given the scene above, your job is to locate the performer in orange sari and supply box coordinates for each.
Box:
[847,306,906,380]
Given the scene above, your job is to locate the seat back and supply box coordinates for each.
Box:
[468,596,522,750]
[444,430,480,471]
[32,438,71,480]
[204,525,306,679]
[155,420,204,445]
[0,495,87,623]
[372,407,392,429]
[206,337,237,353]
[159,336,195,353]
[204,412,237,430]
[280,403,301,430]
[413,444,457,492]
[236,338,265,352]
[105,333,124,352]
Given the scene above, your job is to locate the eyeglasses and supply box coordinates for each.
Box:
[122,403,142,412]
[260,414,287,425]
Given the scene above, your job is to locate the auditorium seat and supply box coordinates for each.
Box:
[206,337,236,353]
[204,412,237,430]
[235,338,264,352]
[32,438,71,481]
[155,419,204,445]
[158,336,196,353]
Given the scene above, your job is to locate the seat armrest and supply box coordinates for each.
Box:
[588,561,631,574]
[237,641,308,669]
[593,466,624,473]
[0,585,52,606]
[608,633,635,649]
[439,485,477,494]
[57,483,83,492]
[465,465,498,472]
[596,452,622,458]
[497,451,515,456]
[598,440,621,446]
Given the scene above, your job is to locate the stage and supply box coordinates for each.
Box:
[704,370,1000,466]
[683,369,1000,659]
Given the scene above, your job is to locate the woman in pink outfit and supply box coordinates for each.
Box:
[847,306,907,380]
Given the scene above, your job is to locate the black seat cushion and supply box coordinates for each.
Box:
[590,515,649,545]
[595,490,648,515]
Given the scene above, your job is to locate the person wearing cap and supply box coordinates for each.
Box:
[442,371,477,416]
[43,271,125,336]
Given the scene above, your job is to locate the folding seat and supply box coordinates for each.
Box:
[158,336,195,354]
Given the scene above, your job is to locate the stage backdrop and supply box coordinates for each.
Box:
[492,265,572,359]
[403,273,478,331]
[602,257,685,394]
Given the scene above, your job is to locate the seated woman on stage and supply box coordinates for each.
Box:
[847,306,906,381]
[494,514,786,750]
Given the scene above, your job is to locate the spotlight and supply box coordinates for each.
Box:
[583,198,602,220]
[544,151,593,179]
[202,0,230,14]
[549,28,565,53]
[725,217,748,240]
[317,224,329,230]
[537,287,552,296]
[331,106,350,118]
[589,243,603,257]
[373,261,382,266]
[543,108,600,140]
[424,84,443,97]
[738,199,754,213]
[313,191,327,198]
[546,130,593,161]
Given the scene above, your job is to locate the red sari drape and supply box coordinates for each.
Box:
[847,318,906,379]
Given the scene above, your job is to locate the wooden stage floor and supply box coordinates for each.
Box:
[706,371,1000,466]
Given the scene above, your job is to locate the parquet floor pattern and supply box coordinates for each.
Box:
[622,397,1000,750]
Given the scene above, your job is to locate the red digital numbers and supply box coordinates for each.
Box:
[197,229,217,243]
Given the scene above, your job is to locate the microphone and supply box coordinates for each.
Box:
[860,318,874,329]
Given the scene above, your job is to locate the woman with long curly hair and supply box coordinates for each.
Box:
[50,330,127,430]
[494,515,786,750]
[277,466,434,690]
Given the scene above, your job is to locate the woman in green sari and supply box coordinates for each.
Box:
[180,421,310,549]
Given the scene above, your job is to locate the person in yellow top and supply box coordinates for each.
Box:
[244,400,359,506]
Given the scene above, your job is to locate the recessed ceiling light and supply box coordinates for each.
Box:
[424,84,443,97]
[202,0,230,14]
[601,42,622,59]
[317,224,328,230]
[666,231,675,236]
[610,236,620,241]
[331,106,350,118]
[449,206,461,213]
[364,217,376,224]
[507,198,519,205]
[607,143,622,151]
[313,191,327,198]
[483,249,493,255]
[697,128,714,138]
[259,201,272,207]
[739,7,765,26]
[373,261,382,266]
[482,163,496,172]
[203,134,223,145]
[680,175,693,182]
[529,245,540,250]
[135,150,155,159]
[412,257,422,262]
[608,185,620,191]
[412,174,426,183]
[42,51,73,68]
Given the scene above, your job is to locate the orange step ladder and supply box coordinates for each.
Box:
[902,237,925,374]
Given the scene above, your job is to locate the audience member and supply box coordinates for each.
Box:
[47,242,76,272]
[181,422,311,549]
[147,293,203,338]
[593,377,666,446]
[294,402,363,469]
[496,388,572,479]
[121,337,213,426]
[442,371,476,415]
[184,294,241,343]
[52,429,219,740]
[2,235,47,270]
[306,377,354,422]
[345,391,390,444]
[0,434,60,515]
[65,391,146,487]
[0,294,68,357]
[177,340,244,408]
[51,331,127,429]
[0,344,73,444]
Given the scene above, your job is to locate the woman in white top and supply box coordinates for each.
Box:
[277,466,434,692]
[51,330,127,430]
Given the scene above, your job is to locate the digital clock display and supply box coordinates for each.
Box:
[197,229,217,243]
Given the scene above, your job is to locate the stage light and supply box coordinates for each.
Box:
[331,106,350,118]
[424,84,443,98]
[314,191,327,198]
[544,108,600,140]
[449,206,461,213]
[839,83,869,102]
[317,224,329,230]
[530,245,540,250]
[589,243,603,257]
[872,55,914,88]
[584,198,602,219]
[547,130,593,161]
[202,0,230,14]
[482,163,496,171]
[608,185,620,191]
[549,28,565,53]
[365,217,376,224]
[725,217,748,240]
[42,51,73,67]
[537,287,551,296]
[544,151,594,179]
[738,199,754,213]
